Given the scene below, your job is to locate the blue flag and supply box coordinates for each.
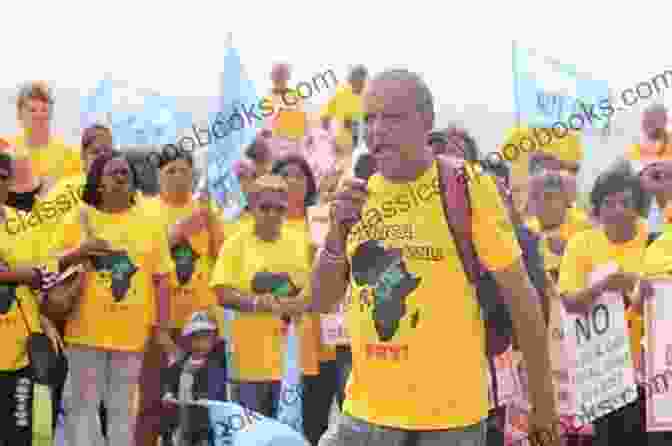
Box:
[512,42,610,131]
[80,75,192,147]
[206,400,309,446]
[207,35,260,219]
[276,322,304,434]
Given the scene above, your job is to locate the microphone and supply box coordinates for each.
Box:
[353,151,376,181]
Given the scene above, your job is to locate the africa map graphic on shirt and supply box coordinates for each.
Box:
[171,242,201,286]
[91,252,139,301]
[351,240,421,342]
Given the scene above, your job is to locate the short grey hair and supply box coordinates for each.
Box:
[371,69,435,126]
[644,102,668,115]
[348,65,369,82]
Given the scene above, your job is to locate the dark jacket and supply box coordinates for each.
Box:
[161,343,229,402]
[160,343,229,440]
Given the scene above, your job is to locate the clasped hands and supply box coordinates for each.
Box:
[254,290,312,320]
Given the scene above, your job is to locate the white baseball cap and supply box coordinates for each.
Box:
[182,311,217,337]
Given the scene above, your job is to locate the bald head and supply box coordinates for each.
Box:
[642,103,668,140]
[366,69,434,128]
[271,63,291,88]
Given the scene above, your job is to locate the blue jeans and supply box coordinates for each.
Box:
[232,381,281,418]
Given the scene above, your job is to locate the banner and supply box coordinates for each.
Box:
[563,263,637,424]
[505,351,593,446]
[512,42,610,131]
[207,34,259,219]
[488,348,519,410]
[276,322,304,434]
[80,75,192,147]
[645,279,672,431]
[203,400,308,446]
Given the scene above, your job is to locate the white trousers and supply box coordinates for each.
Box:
[62,346,143,446]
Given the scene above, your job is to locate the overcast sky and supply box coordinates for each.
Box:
[6,0,671,112]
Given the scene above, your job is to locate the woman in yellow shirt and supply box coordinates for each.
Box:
[135,148,228,446]
[272,154,335,445]
[210,175,311,418]
[57,152,174,446]
[558,160,653,446]
[0,153,64,446]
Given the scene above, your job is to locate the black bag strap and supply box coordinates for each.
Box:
[434,156,481,283]
[435,157,503,408]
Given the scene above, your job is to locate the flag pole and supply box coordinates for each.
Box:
[512,40,521,127]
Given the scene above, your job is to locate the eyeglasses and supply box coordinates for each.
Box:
[259,203,287,214]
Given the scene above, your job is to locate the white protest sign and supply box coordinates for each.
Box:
[645,279,672,431]
[565,262,637,424]
[489,349,519,409]
[547,295,578,416]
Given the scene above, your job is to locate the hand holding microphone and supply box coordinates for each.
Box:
[329,152,375,238]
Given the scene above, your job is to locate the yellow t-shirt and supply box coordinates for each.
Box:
[320,84,364,151]
[29,174,86,269]
[557,220,648,361]
[140,197,221,329]
[60,205,174,352]
[219,211,254,241]
[525,207,592,272]
[209,225,312,382]
[261,89,306,140]
[8,133,82,182]
[0,206,43,371]
[644,230,672,276]
[343,161,522,430]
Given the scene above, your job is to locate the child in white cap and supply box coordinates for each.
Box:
[160,310,229,445]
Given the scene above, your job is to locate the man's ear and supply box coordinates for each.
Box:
[422,113,434,133]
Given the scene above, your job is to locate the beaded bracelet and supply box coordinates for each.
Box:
[322,245,346,263]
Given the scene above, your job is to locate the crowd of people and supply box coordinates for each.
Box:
[1,61,672,446]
